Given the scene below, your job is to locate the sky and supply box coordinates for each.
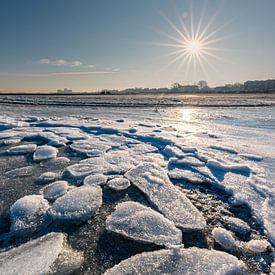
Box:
[0,0,275,93]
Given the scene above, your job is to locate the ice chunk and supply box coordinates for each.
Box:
[0,233,83,275]
[6,144,37,155]
[104,247,246,275]
[41,181,69,202]
[223,217,251,235]
[84,174,108,186]
[106,201,182,246]
[40,157,70,168]
[70,140,111,156]
[169,156,205,168]
[212,227,237,251]
[163,145,185,158]
[0,137,22,146]
[5,166,35,178]
[168,169,205,183]
[35,172,60,185]
[207,159,251,175]
[209,145,238,154]
[125,163,206,231]
[33,145,58,161]
[107,177,131,191]
[48,185,102,223]
[244,239,271,253]
[10,195,50,235]
[240,154,263,162]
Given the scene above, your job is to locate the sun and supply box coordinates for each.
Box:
[185,39,202,56]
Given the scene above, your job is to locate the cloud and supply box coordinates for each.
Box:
[50,71,116,76]
[88,64,95,68]
[38,58,82,67]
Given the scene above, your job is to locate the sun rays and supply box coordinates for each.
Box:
[153,5,233,81]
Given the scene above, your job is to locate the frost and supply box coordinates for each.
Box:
[125,163,206,231]
[107,177,131,191]
[41,181,69,202]
[10,195,50,235]
[48,185,102,223]
[6,144,37,155]
[0,233,83,275]
[104,247,246,275]
[212,227,237,251]
[33,145,58,161]
[106,201,182,246]
[84,174,108,186]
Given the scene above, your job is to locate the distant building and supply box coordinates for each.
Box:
[57,88,73,94]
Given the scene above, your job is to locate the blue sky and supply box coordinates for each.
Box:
[0,0,275,92]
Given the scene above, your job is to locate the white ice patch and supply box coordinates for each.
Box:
[0,233,83,275]
[104,247,246,275]
[33,145,58,161]
[107,177,131,191]
[84,174,108,186]
[125,163,206,231]
[48,185,102,223]
[6,144,37,155]
[41,181,69,202]
[10,195,50,235]
[106,201,182,246]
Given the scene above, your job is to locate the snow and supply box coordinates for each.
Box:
[6,144,37,155]
[84,174,108,186]
[106,201,182,246]
[107,177,131,191]
[104,247,246,275]
[223,217,251,235]
[240,153,263,162]
[48,185,102,223]
[163,145,185,158]
[125,163,206,231]
[33,145,58,161]
[209,145,238,154]
[10,195,50,235]
[244,239,271,253]
[36,171,60,185]
[41,181,69,202]
[212,227,237,251]
[0,233,83,275]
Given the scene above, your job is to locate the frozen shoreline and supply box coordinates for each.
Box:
[0,104,274,274]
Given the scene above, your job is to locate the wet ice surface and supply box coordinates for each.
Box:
[0,103,274,274]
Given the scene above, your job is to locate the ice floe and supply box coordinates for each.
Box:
[0,233,83,275]
[40,156,70,168]
[70,140,111,156]
[48,185,102,223]
[36,171,60,185]
[107,177,131,191]
[106,201,182,246]
[104,247,246,275]
[6,144,37,155]
[10,195,50,235]
[125,163,206,231]
[41,181,69,202]
[33,145,58,161]
[84,174,108,186]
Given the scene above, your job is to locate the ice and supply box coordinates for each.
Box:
[107,177,131,191]
[33,145,58,161]
[168,168,206,184]
[223,217,251,235]
[0,233,83,275]
[36,171,60,185]
[70,140,111,156]
[0,137,22,146]
[10,195,50,235]
[106,201,182,246]
[212,227,237,251]
[6,144,37,155]
[240,153,263,162]
[48,185,102,223]
[40,156,70,168]
[207,159,251,175]
[169,156,205,168]
[104,247,246,275]
[24,131,67,147]
[163,145,185,158]
[244,239,271,253]
[210,145,238,154]
[125,163,206,231]
[84,174,108,186]
[41,181,69,202]
[5,166,35,178]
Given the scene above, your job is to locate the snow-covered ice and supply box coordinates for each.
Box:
[41,180,69,202]
[125,163,206,231]
[104,247,246,275]
[106,201,182,246]
[0,233,83,275]
[33,145,58,161]
[84,173,108,186]
[107,177,131,191]
[48,185,102,223]
[212,227,237,251]
[35,171,60,185]
[6,144,37,155]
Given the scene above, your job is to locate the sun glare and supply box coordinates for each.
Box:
[185,39,202,55]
